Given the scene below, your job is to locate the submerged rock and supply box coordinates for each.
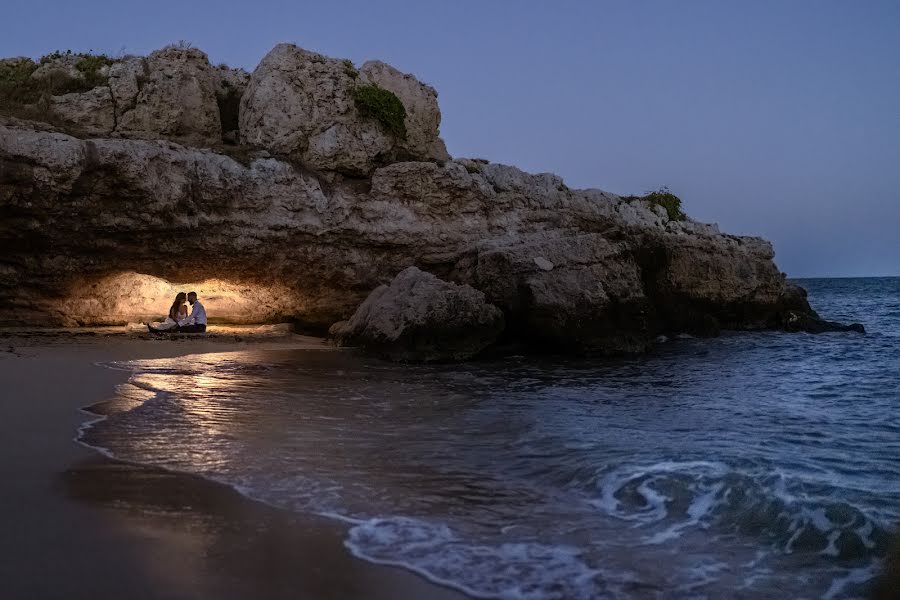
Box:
[777,284,865,334]
[331,267,504,361]
[782,311,866,334]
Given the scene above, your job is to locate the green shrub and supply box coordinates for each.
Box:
[0,58,38,87]
[0,59,41,106]
[39,50,70,64]
[0,52,113,126]
[623,186,686,221]
[353,84,406,139]
[342,59,358,79]
[75,54,113,87]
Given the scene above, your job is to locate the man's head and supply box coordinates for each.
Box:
[187,291,198,305]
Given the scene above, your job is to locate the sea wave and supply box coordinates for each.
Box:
[594,460,891,559]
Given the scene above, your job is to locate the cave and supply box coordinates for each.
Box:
[35,271,312,328]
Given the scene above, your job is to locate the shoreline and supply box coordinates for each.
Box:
[0,332,468,600]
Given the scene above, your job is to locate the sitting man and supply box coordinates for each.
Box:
[176,291,208,333]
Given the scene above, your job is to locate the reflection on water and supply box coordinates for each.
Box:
[80,278,900,599]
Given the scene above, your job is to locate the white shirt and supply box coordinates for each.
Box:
[179,300,207,326]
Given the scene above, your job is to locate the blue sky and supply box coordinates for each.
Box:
[3,0,898,276]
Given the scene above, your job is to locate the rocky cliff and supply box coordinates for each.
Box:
[0,43,858,358]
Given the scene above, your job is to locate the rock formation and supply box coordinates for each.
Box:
[330,267,504,361]
[0,42,862,359]
[8,46,227,145]
[114,46,223,145]
[239,44,447,174]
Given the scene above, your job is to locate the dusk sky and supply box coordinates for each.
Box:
[3,0,898,277]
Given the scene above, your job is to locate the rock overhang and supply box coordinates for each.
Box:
[0,42,863,355]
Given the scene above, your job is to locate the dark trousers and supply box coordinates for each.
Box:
[176,324,207,333]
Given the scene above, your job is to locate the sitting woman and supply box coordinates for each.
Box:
[148,292,188,333]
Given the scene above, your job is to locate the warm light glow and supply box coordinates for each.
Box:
[63,271,304,325]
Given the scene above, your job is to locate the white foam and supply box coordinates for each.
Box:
[345,516,603,600]
[822,563,879,600]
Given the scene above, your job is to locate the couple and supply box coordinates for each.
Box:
[148,291,207,334]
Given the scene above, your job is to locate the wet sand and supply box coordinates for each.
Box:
[0,331,467,600]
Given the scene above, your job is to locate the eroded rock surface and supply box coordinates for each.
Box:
[0,42,860,358]
[115,47,222,145]
[240,44,448,173]
[358,60,449,162]
[15,47,223,145]
[331,267,504,361]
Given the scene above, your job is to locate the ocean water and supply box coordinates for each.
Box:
[80,277,900,599]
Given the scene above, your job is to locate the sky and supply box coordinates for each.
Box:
[2,0,898,277]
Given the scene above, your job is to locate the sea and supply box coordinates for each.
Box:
[79,277,900,599]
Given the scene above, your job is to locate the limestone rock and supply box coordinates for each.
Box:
[473,232,652,352]
[115,46,221,145]
[358,60,449,161]
[107,56,147,123]
[533,257,554,271]
[240,44,449,174]
[51,86,116,136]
[239,44,391,173]
[0,123,856,351]
[215,65,250,93]
[332,267,505,361]
[0,42,862,353]
[31,54,91,82]
[214,65,249,140]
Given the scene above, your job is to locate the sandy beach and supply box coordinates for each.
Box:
[0,330,467,600]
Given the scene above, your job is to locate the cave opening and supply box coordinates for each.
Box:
[54,271,306,328]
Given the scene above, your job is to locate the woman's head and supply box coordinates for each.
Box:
[175,292,187,304]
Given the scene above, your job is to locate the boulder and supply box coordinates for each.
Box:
[359,60,449,161]
[239,44,391,173]
[239,44,448,174]
[51,86,116,136]
[781,311,865,334]
[473,232,652,353]
[115,46,222,145]
[332,267,505,361]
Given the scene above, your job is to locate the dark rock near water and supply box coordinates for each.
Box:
[777,284,865,334]
[331,267,504,361]
[782,311,866,334]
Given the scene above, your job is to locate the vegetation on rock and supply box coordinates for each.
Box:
[0,58,39,101]
[342,59,358,79]
[353,84,407,139]
[0,51,112,116]
[624,186,686,221]
[73,53,113,87]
